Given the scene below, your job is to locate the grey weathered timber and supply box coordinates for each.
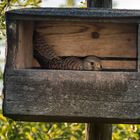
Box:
[5,8,140,22]
[87,0,112,8]
[4,20,17,70]
[3,70,140,123]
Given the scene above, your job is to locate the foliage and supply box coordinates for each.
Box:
[66,0,75,7]
[0,113,85,140]
[0,0,41,39]
[1,112,140,139]
[112,124,140,140]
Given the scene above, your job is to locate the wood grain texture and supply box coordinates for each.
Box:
[5,20,17,69]
[101,60,136,70]
[15,21,33,69]
[36,22,136,57]
[3,70,140,123]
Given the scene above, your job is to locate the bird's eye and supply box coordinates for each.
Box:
[90,62,94,65]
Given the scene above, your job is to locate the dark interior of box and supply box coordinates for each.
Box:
[15,20,138,71]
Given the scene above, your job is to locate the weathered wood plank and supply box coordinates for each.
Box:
[6,8,140,20]
[5,20,17,69]
[36,22,136,58]
[15,21,33,69]
[3,70,140,123]
[4,8,140,25]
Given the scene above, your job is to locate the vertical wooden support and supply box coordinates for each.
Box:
[87,0,94,7]
[87,0,112,8]
[86,123,112,140]
[5,20,17,70]
[15,21,33,69]
[86,0,112,140]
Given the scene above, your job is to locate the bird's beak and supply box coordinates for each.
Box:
[96,64,102,70]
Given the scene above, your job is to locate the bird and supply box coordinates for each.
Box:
[33,31,102,71]
[82,55,102,71]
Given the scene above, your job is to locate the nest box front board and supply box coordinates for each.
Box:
[3,8,140,123]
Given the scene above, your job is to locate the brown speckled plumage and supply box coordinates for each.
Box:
[33,31,102,71]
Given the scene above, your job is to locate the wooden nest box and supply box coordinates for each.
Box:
[3,8,140,123]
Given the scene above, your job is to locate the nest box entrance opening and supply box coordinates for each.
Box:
[15,20,137,71]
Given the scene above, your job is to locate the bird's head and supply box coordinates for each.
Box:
[83,56,102,71]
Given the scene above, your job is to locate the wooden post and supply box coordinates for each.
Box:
[86,123,112,140]
[87,0,112,8]
[86,0,112,140]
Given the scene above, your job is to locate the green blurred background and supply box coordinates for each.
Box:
[1,0,140,139]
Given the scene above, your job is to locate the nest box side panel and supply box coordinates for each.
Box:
[3,19,34,116]
[4,20,34,70]
[5,20,17,70]
[3,19,18,117]
[15,21,34,69]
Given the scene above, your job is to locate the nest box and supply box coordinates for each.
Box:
[3,8,140,123]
